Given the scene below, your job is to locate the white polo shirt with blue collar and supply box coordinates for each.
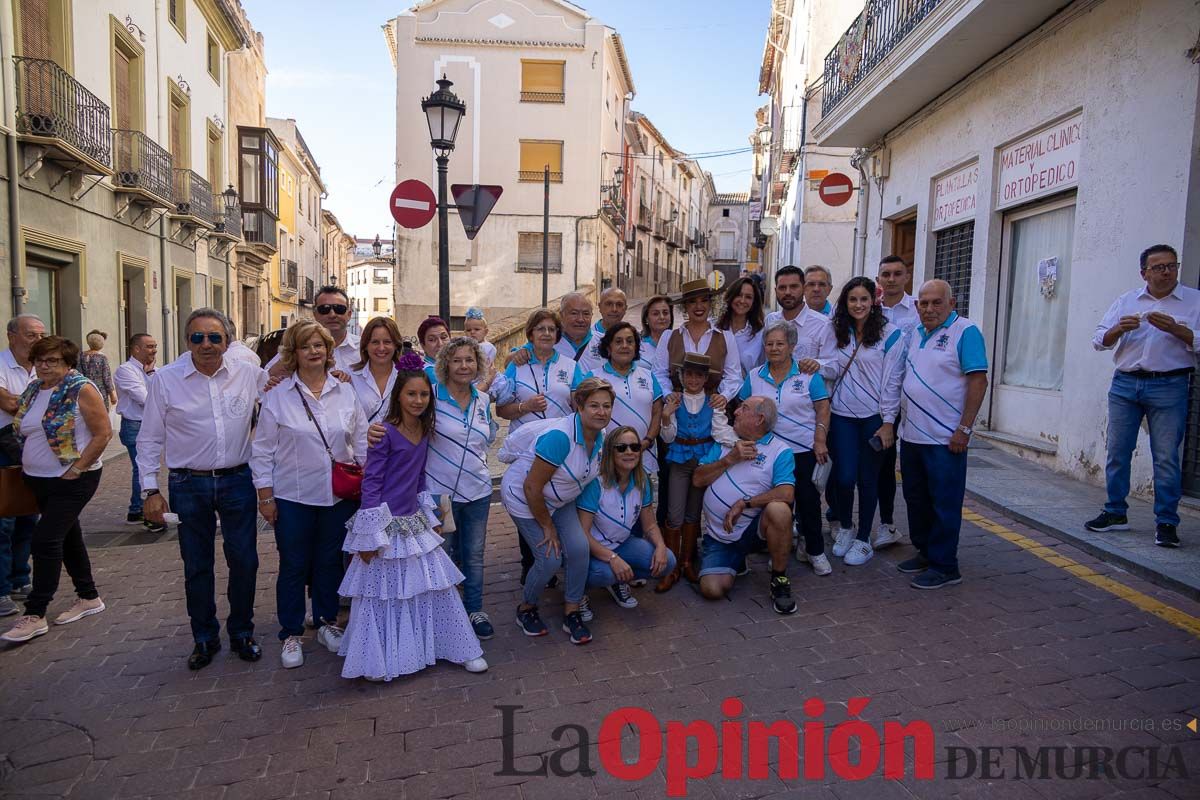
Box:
[587,361,664,472]
[577,476,654,550]
[699,433,795,543]
[891,311,988,446]
[426,383,496,503]
[498,349,583,431]
[739,362,830,452]
[500,414,604,519]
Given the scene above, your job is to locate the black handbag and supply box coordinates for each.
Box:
[0,424,22,465]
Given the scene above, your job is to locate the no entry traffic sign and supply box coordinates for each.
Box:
[818,172,854,207]
[389,180,437,228]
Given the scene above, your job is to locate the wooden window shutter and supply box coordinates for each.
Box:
[521,61,564,94]
[20,0,52,60]
[207,131,221,188]
[114,49,132,130]
[517,233,562,270]
[169,99,184,163]
[519,141,563,174]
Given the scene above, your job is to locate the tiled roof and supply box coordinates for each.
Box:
[714,192,750,205]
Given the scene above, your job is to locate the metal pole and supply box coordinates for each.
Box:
[437,154,450,323]
[542,164,549,308]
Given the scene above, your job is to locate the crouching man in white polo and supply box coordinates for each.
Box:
[691,395,798,614]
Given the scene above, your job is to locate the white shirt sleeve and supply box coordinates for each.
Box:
[717,330,742,401]
[114,363,148,408]
[881,331,909,425]
[711,403,737,446]
[652,331,674,394]
[815,321,839,370]
[1093,295,1124,351]
[250,397,279,490]
[135,376,167,492]
[659,403,677,443]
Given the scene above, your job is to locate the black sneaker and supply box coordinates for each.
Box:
[516,605,548,637]
[561,611,592,645]
[606,582,638,609]
[896,556,929,574]
[1156,524,1180,548]
[769,575,797,615]
[1084,511,1129,532]
[469,611,495,640]
[144,519,168,534]
[911,569,963,590]
[125,512,143,525]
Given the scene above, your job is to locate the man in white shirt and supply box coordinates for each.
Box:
[803,265,834,316]
[764,266,837,372]
[138,309,269,670]
[223,320,262,370]
[0,314,44,615]
[875,255,918,544]
[1085,244,1199,548]
[113,334,159,530]
[267,286,360,376]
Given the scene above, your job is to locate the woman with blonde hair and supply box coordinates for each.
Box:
[78,330,116,409]
[251,320,368,670]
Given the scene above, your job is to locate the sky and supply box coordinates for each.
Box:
[241,0,771,241]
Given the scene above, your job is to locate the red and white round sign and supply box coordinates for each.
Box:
[818,172,854,207]
[389,180,437,228]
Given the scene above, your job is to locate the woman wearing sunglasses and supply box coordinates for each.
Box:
[577,427,674,615]
[251,321,369,670]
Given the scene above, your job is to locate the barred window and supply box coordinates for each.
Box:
[933,221,974,317]
[517,232,562,273]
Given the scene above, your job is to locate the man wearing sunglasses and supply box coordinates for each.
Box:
[1087,244,1199,548]
[267,286,359,377]
[136,309,270,670]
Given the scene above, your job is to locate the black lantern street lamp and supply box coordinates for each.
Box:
[372,234,382,258]
[421,75,466,323]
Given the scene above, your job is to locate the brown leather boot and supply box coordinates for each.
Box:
[655,525,682,593]
[680,523,702,583]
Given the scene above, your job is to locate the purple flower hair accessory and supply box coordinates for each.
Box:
[396,351,426,372]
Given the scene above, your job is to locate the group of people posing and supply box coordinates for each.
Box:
[5,242,1186,682]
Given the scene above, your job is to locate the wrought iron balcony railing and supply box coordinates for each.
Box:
[13,56,112,169]
[636,204,651,230]
[821,0,945,118]
[242,209,278,250]
[285,260,299,290]
[652,217,667,239]
[714,248,739,261]
[113,129,173,203]
[518,169,563,182]
[302,278,315,304]
[520,91,565,103]
[172,169,214,221]
[212,202,242,239]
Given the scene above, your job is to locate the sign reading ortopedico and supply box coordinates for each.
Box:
[932,162,979,230]
[997,114,1082,210]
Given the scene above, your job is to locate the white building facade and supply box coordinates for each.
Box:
[347,238,395,335]
[813,0,1200,499]
[383,0,633,332]
[708,192,751,288]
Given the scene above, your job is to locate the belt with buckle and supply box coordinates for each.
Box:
[1120,367,1193,380]
[674,435,714,447]
[170,464,249,477]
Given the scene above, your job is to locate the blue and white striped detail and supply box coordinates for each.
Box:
[828,324,904,420]
[577,476,654,550]
[498,350,583,432]
[500,414,604,520]
[699,434,795,544]
[897,312,988,446]
[739,362,829,453]
[587,362,664,473]
[425,383,496,503]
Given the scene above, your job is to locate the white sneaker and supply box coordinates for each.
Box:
[463,656,489,673]
[809,553,833,576]
[795,546,808,563]
[577,595,594,622]
[629,578,647,588]
[316,624,343,654]
[844,540,874,566]
[53,597,105,625]
[831,527,856,557]
[873,524,902,549]
[280,636,304,669]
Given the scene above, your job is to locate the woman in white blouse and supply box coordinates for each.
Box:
[349,316,401,424]
[716,277,766,377]
[251,321,369,670]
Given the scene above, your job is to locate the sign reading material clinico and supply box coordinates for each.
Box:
[932,162,979,231]
[997,113,1083,210]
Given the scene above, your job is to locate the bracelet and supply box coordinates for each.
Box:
[814,423,828,432]
[258,498,275,506]
[67,464,83,475]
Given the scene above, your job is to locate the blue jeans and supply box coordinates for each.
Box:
[168,467,259,644]
[119,418,142,515]
[511,502,589,606]
[0,514,36,596]
[586,536,675,588]
[444,496,489,614]
[275,497,356,640]
[830,413,883,541]
[900,441,966,574]
[1104,371,1190,526]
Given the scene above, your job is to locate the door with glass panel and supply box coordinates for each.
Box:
[991,195,1076,449]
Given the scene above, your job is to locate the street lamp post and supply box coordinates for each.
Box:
[421,76,466,324]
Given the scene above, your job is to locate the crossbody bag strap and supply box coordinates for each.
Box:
[294,384,334,459]
[831,338,865,399]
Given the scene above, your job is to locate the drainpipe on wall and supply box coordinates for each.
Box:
[849,147,871,278]
[154,0,170,350]
[1,9,24,317]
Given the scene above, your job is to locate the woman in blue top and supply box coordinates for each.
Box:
[824,277,904,566]
[638,295,674,370]
[578,426,675,612]
[586,322,665,474]
[499,378,613,645]
[495,310,583,431]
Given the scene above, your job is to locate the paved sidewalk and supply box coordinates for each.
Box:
[966,439,1200,601]
[4,489,1200,798]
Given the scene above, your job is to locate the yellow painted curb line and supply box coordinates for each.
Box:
[962,509,1200,640]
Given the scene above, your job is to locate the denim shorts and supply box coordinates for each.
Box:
[698,515,765,577]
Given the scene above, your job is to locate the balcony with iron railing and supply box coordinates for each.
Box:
[212,201,242,240]
[242,209,279,251]
[636,204,651,230]
[666,226,684,249]
[13,56,112,172]
[814,0,1062,147]
[519,170,563,183]
[113,130,173,206]
[284,260,299,292]
[301,278,315,305]
[520,91,565,103]
[171,169,214,225]
[714,247,739,262]
[652,217,667,240]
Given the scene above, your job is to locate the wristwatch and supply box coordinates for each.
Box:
[141,489,160,500]
[741,495,753,508]
[957,425,974,436]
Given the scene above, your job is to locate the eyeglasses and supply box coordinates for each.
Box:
[33,357,62,367]
[316,304,349,315]
[1145,263,1180,274]
[531,325,559,335]
[189,332,224,345]
[611,442,641,453]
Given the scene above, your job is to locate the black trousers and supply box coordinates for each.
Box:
[877,411,900,525]
[22,470,102,618]
[793,452,824,556]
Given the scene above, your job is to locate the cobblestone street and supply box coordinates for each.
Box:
[2,457,1199,799]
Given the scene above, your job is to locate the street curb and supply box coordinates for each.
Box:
[965,487,1200,603]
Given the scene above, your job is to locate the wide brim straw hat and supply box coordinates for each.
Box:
[675,278,716,304]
